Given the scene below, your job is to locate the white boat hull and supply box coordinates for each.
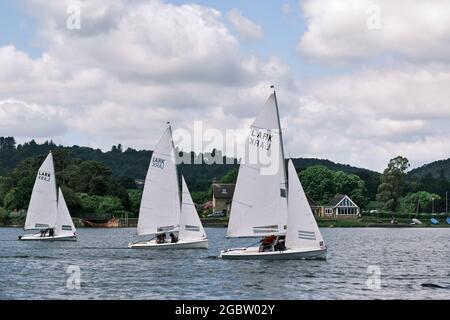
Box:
[128,238,208,249]
[219,246,327,260]
[18,233,77,241]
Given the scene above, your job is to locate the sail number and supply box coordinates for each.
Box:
[249,129,273,151]
[151,157,165,169]
[38,171,51,182]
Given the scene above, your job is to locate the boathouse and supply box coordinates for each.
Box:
[212,182,235,216]
[308,194,360,219]
[321,194,360,219]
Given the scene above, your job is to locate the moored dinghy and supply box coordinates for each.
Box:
[219,89,327,260]
[128,123,208,249]
[19,152,77,241]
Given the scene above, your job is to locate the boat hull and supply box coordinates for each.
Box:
[18,233,77,241]
[128,238,208,249]
[219,246,327,260]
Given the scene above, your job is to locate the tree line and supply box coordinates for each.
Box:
[376,156,448,213]
[0,149,140,219]
[1,137,449,217]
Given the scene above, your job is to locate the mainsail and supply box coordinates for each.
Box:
[56,188,76,236]
[179,176,206,241]
[24,152,58,230]
[285,160,325,250]
[227,93,288,238]
[137,125,181,236]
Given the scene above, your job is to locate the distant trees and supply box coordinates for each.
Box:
[128,190,143,214]
[0,176,12,207]
[400,191,441,214]
[0,152,133,217]
[0,137,16,151]
[1,137,448,216]
[220,168,238,184]
[97,196,124,215]
[299,166,336,203]
[299,165,369,207]
[376,156,410,211]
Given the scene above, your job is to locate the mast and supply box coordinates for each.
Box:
[167,121,182,216]
[272,85,288,197]
[446,191,448,215]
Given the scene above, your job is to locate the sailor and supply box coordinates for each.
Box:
[259,235,276,252]
[156,233,166,244]
[49,228,55,237]
[170,233,178,243]
[274,235,286,251]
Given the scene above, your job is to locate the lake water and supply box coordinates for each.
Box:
[0,227,449,299]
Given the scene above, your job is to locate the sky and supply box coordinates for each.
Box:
[1,0,450,172]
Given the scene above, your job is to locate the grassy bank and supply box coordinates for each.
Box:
[0,209,449,228]
[198,217,450,228]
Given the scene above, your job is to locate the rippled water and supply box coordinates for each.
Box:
[0,227,449,299]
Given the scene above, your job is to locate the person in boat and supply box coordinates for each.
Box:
[259,235,276,252]
[169,232,178,243]
[40,229,46,237]
[49,228,55,237]
[274,235,286,251]
[156,233,166,244]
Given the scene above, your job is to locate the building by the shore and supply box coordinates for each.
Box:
[212,181,235,216]
[211,177,359,220]
[312,194,360,219]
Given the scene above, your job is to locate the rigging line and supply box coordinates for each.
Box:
[152,125,171,150]
[250,125,282,134]
[246,239,263,249]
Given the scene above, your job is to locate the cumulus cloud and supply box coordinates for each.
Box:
[0,100,68,138]
[227,8,264,40]
[281,65,450,170]
[0,0,449,172]
[0,0,290,152]
[298,0,450,64]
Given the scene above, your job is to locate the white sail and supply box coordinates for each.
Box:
[227,94,288,238]
[137,125,181,236]
[24,152,58,230]
[285,160,325,250]
[179,176,207,241]
[56,188,76,236]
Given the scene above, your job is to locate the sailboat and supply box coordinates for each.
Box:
[219,90,327,260]
[409,200,423,225]
[19,152,77,241]
[128,123,208,249]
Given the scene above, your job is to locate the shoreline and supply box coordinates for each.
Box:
[1,219,449,228]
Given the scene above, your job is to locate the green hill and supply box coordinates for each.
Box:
[0,136,380,195]
[409,158,450,180]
